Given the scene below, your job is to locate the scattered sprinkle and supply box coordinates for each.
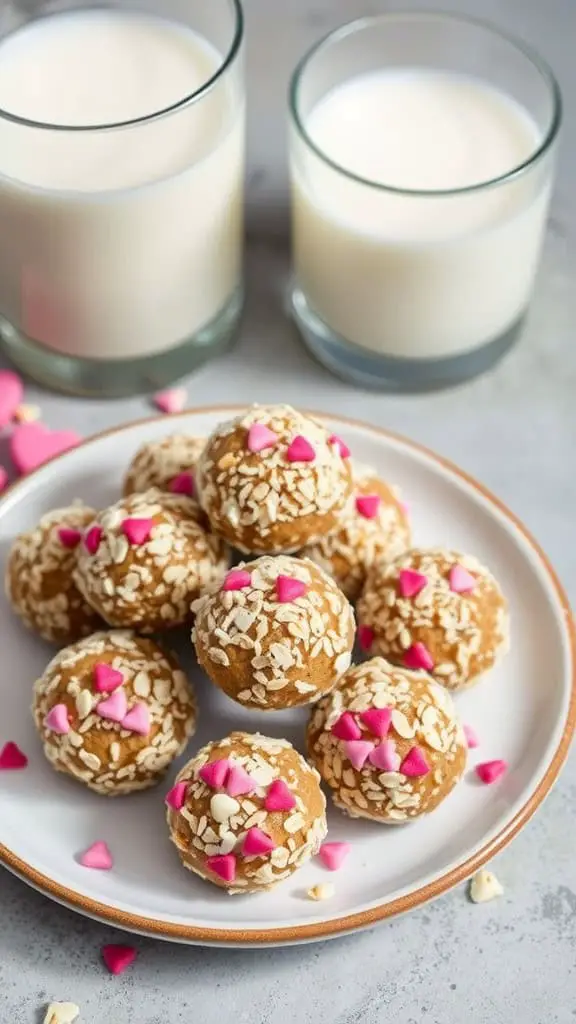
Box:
[207,853,237,883]
[358,625,374,652]
[96,689,128,724]
[93,663,124,694]
[10,422,81,475]
[449,564,477,593]
[400,746,430,777]
[469,868,504,904]
[328,434,351,459]
[199,759,231,789]
[13,403,41,424]
[226,764,255,797]
[57,527,82,549]
[44,704,70,735]
[318,842,351,871]
[247,423,278,453]
[0,466,7,492]
[264,779,296,812]
[355,494,381,519]
[84,524,103,555]
[403,642,434,672]
[43,1002,80,1024]
[359,707,392,738]
[0,741,28,770]
[79,840,113,871]
[464,724,480,749]
[399,568,428,598]
[222,569,251,592]
[152,386,187,414]
[242,827,276,856]
[165,781,188,810]
[121,702,150,736]
[475,760,508,785]
[121,516,153,546]
[286,435,315,463]
[169,471,195,497]
[307,882,335,901]
[343,739,374,771]
[368,739,400,771]
[101,944,137,976]
[276,574,307,603]
[0,369,24,427]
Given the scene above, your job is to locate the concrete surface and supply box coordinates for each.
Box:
[1,0,575,1020]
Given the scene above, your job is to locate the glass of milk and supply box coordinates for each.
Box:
[0,0,244,395]
[288,13,561,390]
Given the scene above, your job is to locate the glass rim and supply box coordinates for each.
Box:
[288,9,562,198]
[0,0,244,133]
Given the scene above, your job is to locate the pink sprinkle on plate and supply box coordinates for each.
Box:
[57,527,82,549]
[0,741,28,770]
[475,760,508,784]
[464,724,480,749]
[10,422,81,475]
[79,841,113,871]
[331,712,361,742]
[355,494,381,519]
[222,569,251,592]
[121,517,153,546]
[247,423,278,453]
[276,574,307,603]
[403,642,434,672]
[398,568,428,599]
[101,944,137,976]
[152,386,187,415]
[169,471,195,497]
[318,842,351,872]
[286,435,315,463]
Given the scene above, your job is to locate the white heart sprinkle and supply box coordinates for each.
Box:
[210,793,240,823]
[469,869,504,904]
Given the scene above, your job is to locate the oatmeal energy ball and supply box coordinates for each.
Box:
[192,554,355,710]
[196,404,353,554]
[33,630,197,795]
[74,489,228,632]
[302,462,410,601]
[308,657,467,823]
[123,434,205,497]
[5,503,102,644]
[357,548,509,690]
[166,731,327,893]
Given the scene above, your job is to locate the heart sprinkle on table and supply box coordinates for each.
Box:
[101,944,137,976]
[152,386,187,414]
[0,741,28,770]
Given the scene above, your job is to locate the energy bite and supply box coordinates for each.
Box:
[74,489,228,632]
[307,657,467,823]
[192,555,355,710]
[5,503,102,644]
[123,434,205,497]
[301,463,410,601]
[196,404,353,554]
[357,548,509,690]
[166,731,327,893]
[32,630,196,795]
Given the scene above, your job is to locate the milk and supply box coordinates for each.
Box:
[291,70,551,360]
[0,9,244,360]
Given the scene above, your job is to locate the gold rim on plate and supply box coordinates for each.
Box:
[1,406,574,944]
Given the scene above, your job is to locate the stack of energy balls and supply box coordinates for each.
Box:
[5,404,509,896]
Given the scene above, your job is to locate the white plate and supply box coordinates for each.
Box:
[0,407,574,947]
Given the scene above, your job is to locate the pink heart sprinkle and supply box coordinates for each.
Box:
[264,779,296,812]
[0,369,24,428]
[369,740,401,772]
[403,642,435,672]
[84,524,103,555]
[44,703,70,735]
[0,741,28,770]
[318,841,351,871]
[328,434,351,459]
[169,471,195,497]
[449,564,477,594]
[276,574,307,603]
[286,435,315,463]
[463,724,480,749]
[57,526,82,549]
[222,569,251,592]
[102,944,137,976]
[359,707,392,739]
[400,746,430,778]
[96,689,127,724]
[165,781,188,811]
[226,764,255,797]
[207,853,237,883]
[152,386,187,415]
[10,422,81,475]
[79,840,113,871]
[121,517,153,546]
[355,494,381,519]
[121,703,150,736]
[0,466,7,493]
[399,569,428,599]
[344,739,375,771]
[247,423,278,453]
[475,759,508,785]
[242,827,276,856]
[93,663,124,694]
[358,625,374,652]
[199,758,231,789]
[331,712,361,742]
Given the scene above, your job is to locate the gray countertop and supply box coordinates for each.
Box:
[1,0,575,1020]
